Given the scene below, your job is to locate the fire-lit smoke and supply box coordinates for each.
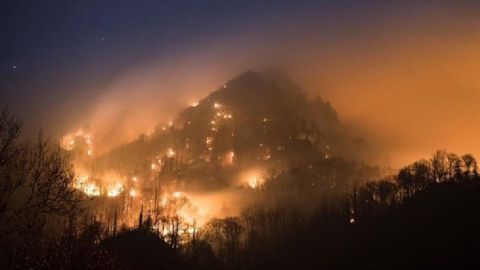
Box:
[50,1,480,234]
[73,53,259,155]
[236,168,265,189]
[51,2,480,167]
[60,125,267,232]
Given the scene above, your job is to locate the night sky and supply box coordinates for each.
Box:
[2,0,480,165]
[0,0,411,109]
[0,0,378,132]
[1,0,319,102]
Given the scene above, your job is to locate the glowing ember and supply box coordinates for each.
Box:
[161,197,168,207]
[206,137,213,145]
[248,176,260,189]
[225,151,235,165]
[129,188,138,197]
[84,183,101,196]
[166,148,176,158]
[85,135,92,145]
[61,134,75,151]
[60,129,94,156]
[74,175,101,196]
[107,183,124,197]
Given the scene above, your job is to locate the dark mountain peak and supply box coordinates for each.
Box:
[174,69,305,127]
[228,68,293,86]
[99,69,345,181]
[174,69,338,133]
[205,69,300,106]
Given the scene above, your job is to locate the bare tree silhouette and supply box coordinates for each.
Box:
[0,109,79,241]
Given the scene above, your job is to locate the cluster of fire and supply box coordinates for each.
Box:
[59,71,353,246]
[60,104,268,245]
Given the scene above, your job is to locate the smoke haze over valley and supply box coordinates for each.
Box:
[5,1,480,167]
[3,1,480,269]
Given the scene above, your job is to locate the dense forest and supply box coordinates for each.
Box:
[1,106,480,269]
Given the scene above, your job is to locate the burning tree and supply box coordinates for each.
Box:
[155,191,198,248]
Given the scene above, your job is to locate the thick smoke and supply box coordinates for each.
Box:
[48,1,480,167]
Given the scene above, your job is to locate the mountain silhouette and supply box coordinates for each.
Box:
[94,70,353,189]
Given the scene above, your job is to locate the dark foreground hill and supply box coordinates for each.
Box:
[102,230,182,270]
[98,181,480,270]
[324,182,480,270]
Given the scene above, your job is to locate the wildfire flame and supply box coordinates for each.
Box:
[166,148,176,158]
[248,176,260,189]
[84,183,101,196]
[60,129,94,156]
[107,182,124,197]
[129,188,138,197]
[225,151,235,166]
[74,175,101,196]
[61,134,75,151]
